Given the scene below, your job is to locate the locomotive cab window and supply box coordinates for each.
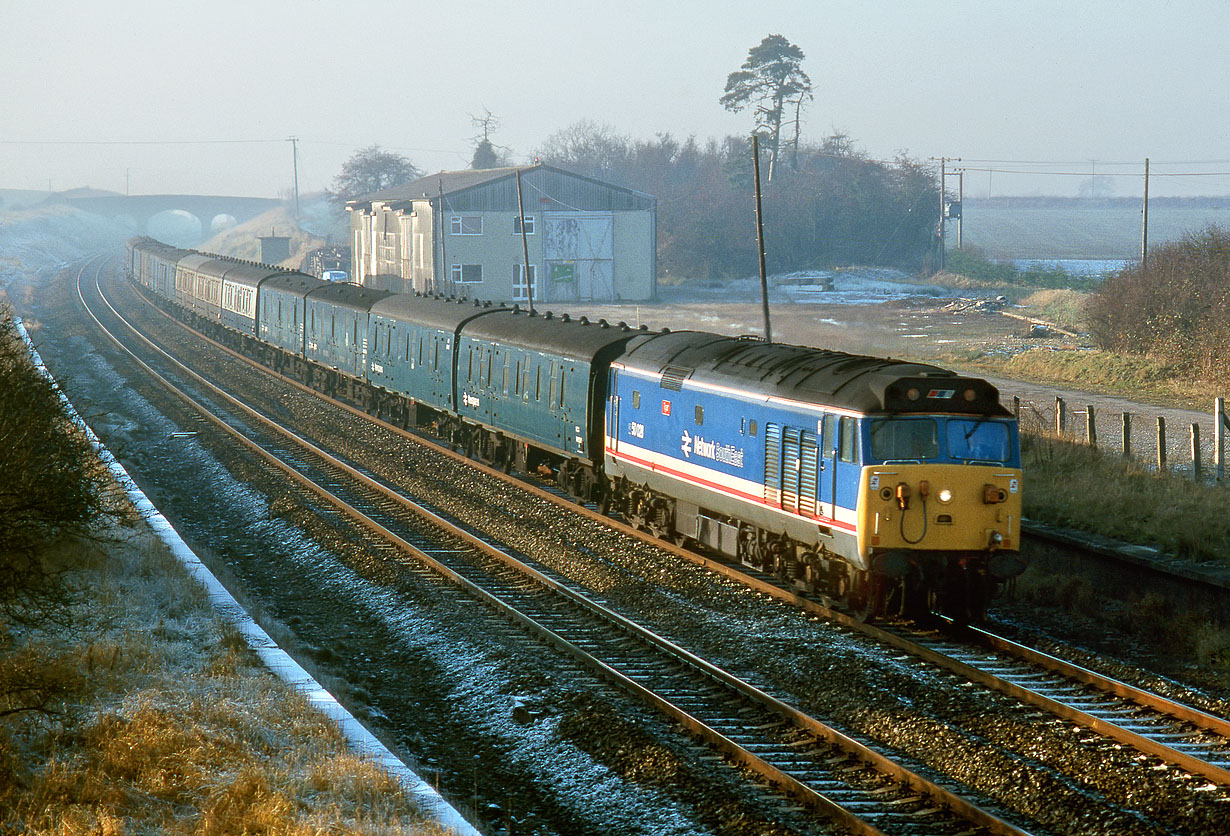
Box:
[869,418,938,462]
[839,416,858,463]
[947,419,1011,463]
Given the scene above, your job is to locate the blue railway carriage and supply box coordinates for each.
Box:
[456,311,644,494]
[258,271,328,359]
[303,283,392,382]
[126,237,186,298]
[367,294,508,429]
[604,330,1022,620]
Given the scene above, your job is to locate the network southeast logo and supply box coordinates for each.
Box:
[680,430,745,468]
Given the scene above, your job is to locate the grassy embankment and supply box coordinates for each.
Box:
[0,309,447,835]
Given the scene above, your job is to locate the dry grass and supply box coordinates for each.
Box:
[1019,422,1230,563]
[0,528,451,835]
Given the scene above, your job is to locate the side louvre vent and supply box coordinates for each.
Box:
[659,365,691,391]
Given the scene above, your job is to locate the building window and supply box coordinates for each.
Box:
[451,264,483,284]
[450,215,482,235]
[513,263,537,301]
[513,215,535,234]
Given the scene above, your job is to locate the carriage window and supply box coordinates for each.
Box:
[749,419,757,437]
[869,418,938,461]
[632,390,641,409]
[694,405,704,425]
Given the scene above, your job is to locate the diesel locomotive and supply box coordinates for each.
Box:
[127,236,1024,622]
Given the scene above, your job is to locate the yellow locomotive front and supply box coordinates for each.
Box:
[853,409,1023,620]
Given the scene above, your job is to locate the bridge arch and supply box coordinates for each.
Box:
[148,209,203,247]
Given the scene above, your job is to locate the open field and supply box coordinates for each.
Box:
[958,198,1230,259]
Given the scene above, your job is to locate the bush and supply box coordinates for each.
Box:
[1085,225,1230,387]
[0,306,121,627]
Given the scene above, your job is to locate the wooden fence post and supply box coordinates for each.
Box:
[1086,405,1097,447]
[1055,396,1066,437]
[1122,412,1131,458]
[1191,423,1201,482]
[1157,416,1166,471]
[1217,397,1226,483]
[1013,396,1020,420]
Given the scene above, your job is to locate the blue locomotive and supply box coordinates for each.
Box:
[127,236,1023,621]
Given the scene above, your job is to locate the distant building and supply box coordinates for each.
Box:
[346,163,656,303]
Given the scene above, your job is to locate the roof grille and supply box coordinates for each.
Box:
[660,365,691,390]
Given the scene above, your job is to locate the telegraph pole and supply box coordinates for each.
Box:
[515,168,534,314]
[931,157,960,271]
[1141,157,1150,268]
[957,168,964,249]
[288,136,300,218]
[752,135,772,343]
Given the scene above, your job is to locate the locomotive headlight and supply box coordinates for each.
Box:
[937,488,953,504]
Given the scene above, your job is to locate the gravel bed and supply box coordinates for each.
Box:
[24,264,1230,835]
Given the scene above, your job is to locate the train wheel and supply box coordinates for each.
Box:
[849,570,882,622]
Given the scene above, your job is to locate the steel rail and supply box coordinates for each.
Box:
[95,265,1037,835]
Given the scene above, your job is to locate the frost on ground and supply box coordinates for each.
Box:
[0,206,131,284]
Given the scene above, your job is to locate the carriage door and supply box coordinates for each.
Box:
[820,415,836,520]
[607,369,620,456]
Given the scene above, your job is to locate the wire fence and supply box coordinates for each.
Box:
[1013,395,1228,484]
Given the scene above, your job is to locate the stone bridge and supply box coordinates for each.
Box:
[60,194,283,241]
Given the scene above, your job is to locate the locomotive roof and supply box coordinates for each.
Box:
[461,308,648,363]
[617,330,1009,416]
[370,293,513,333]
[304,282,393,312]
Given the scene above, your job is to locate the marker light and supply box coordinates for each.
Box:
[938,488,953,504]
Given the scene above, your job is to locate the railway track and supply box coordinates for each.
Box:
[81,259,1049,833]
[80,258,1230,832]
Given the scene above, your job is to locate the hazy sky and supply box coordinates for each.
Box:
[3,0,1228,199]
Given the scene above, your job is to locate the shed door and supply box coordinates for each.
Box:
[543,212,614,303]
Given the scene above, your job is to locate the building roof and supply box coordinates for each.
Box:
[347,163,654,212]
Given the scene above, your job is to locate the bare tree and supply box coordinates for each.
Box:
[531,119,632,180]
[469,109,511,169]
[720,34,814,172]
[328,145,422,204]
